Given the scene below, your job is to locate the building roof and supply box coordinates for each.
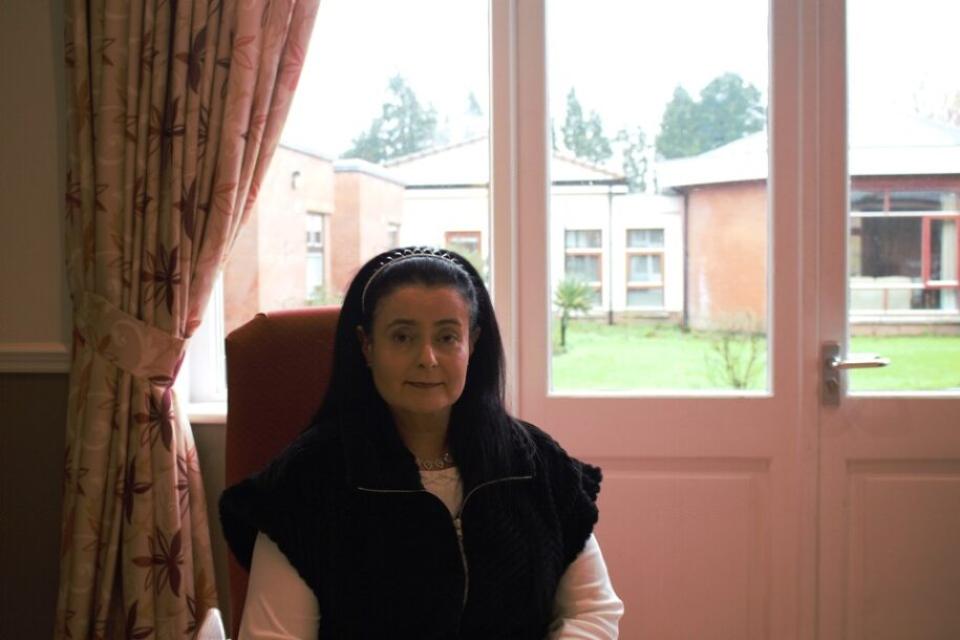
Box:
[333,157,406,186]
[657,112,960,190]
[278,140,334,162]
[384,136,626,187]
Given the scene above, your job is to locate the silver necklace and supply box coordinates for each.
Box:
[415,451,454,471]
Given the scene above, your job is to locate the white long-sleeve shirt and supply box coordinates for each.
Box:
[239,467,623,639]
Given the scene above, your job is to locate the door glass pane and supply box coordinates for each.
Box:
[547,0,770,392]
[847,0,960,392]
[220,0,491,334]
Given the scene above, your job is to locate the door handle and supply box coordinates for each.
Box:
[829,354,891,370]
[822,342,890,406]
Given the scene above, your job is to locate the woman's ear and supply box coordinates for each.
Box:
[355,325,371,364]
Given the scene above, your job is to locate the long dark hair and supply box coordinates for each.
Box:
[312,246,522,490]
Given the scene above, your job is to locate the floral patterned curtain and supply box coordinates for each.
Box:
[56,0,318,637]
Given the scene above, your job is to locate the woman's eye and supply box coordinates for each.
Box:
[440,334,460,344]
[391,333,411,344]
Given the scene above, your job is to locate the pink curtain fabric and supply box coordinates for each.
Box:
[57,1,319,637]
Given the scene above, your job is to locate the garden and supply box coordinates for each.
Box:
[551,320,960,392]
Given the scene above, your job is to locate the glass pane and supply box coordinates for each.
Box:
[931,220,958,283]
[565,255,601,282]
[628,255,662,282]
[627,229,665,249]
[306,254,324,298]
[548,0,770,392]
[220,0,491,334]
[566,229,603,249]
[851,190,885,212]
[847,0,960,392]
[889,191,947,212]
[627,288,664,308]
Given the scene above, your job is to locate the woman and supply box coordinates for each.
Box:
[220,246,623,639]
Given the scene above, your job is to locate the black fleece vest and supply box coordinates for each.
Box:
[220,420,601,639]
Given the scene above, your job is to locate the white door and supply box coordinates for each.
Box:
[503,1,810,638]
[815,1,960,638]
[498,1,960,639]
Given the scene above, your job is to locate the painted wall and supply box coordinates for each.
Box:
[0,3,234,637]
[399,187,491,264]
[549,189,685,319]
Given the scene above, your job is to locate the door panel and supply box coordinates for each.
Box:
[596,457,771,639]
[512,1,806,638]
[817,0,960,638]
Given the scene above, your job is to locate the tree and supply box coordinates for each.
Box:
[343,75,439,163]
[655,73,765,159]
[461,91,487,140]
[697,73,765,150]
[655,86,701,159]
[553,277,593,350]
[914,88,960,127]
[561,88,613,165]
[615,127,648,192]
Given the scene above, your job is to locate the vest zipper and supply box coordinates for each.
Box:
[357,474,534,619]
[453,475,533,613]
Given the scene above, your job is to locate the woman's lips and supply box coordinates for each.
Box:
[407,382,442,388]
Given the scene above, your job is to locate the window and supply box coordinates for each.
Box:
[626,228,664,249]
[445,230,481,256]
[306,211,327,299]
[564,230,602,306]
[547,0,771,392]
[626,228,665,309]
[849,187,959,313]
[181,0,492,412]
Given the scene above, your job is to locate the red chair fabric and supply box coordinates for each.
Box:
[223,306,340,635]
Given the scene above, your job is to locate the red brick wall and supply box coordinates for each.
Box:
[686,181,768,331]
[331,168,404,295]
[222,147,335,334]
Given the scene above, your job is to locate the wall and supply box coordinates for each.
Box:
[0,2,233,637]
[685,181,768,331]
[0,2,69,636]
[399,187,490,260]
[548,189,685,319]
[222,145,335,334]
[330,165,405,294]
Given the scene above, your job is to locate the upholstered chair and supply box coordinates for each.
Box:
[223,306,339,635]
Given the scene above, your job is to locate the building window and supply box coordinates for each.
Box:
[626,228,665,308]
[849,188,959,313]
[445,230,482,257]
[306,211,327,299]
[564,229,602,306]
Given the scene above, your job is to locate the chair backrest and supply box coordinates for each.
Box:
[223,306,340,635]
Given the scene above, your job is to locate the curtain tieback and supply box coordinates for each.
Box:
[74,290,188,385]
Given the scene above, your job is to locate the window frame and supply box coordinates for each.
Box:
[848,185,960,315]
[563,228,604,306]
[625,227,666,310]
[444,230,483,256]
[305,210,329,298]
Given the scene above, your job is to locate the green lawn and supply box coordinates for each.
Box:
[550,320,960,392]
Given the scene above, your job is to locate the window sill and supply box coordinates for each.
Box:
[186,402,227,425]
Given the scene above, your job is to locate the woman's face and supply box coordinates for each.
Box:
[357,285,478,424]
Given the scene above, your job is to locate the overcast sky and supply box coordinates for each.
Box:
[281,0,959,159]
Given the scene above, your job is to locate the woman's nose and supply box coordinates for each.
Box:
[417,342,439,368]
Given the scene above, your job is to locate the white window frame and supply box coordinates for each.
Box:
[625,227,665,309]
[563,228,603,305]
[306,210,328,298]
